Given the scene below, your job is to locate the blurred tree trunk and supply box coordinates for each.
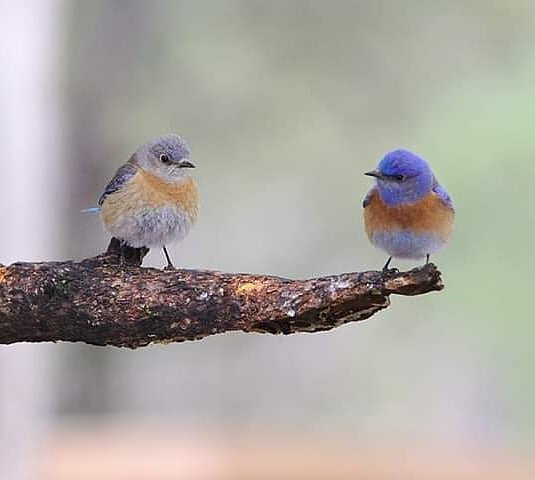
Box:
[0,1,64,479]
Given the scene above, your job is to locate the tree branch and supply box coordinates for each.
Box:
[0,241,444,348]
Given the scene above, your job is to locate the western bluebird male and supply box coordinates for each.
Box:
[363,149,454,271]
[85,134,198,269]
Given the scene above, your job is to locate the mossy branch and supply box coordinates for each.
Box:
[0,239,444,348]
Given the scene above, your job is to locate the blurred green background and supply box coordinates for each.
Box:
[1,1,534,478]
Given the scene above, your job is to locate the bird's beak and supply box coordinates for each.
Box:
[178,159,195,169]
[364,170,382,179]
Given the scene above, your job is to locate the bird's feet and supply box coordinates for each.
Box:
[381,257,399,275]
[105,238,149,267]
[162,246,175,271]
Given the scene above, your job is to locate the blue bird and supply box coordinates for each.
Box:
[363,149,454,271]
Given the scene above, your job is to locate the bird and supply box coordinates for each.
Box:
[85,134,199,269]
[362,149,454,271]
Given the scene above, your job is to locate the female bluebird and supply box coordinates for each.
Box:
[88,134,198,269]
[363,149,454,271]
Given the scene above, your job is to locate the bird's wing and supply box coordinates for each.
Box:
[98,157,139,207]
[432,178,454,212]
[362,188,376,208]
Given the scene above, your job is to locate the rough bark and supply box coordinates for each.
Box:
[0,240,444,348]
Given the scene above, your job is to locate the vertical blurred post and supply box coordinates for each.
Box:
[0,0,64,479]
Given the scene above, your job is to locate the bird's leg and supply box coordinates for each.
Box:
[163,246,175,270]
[426,254,430,265]
[113,240,149,267]
[105,237,123,264]
[382,256,393,272]
[117,239,127,266]
[119,244,126,266]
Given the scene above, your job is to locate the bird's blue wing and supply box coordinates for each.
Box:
[98,160,139,207]
[432,178,454,211]
[362,188,375,208]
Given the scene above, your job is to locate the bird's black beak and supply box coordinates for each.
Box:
[364,170,382,179]
[178,159,195,169]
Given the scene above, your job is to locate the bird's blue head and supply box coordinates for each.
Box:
[365,149,434,206]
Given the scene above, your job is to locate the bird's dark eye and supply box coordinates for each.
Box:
[159,153,171,164]
[394,174,405,181]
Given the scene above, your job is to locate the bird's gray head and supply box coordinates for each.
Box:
[136,134,195,182]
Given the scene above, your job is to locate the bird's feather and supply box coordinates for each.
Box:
[98,157,139,207]
[363,188,454,239]
[362,189,373,208]
[432,178,454,212]
[81,207,100,213]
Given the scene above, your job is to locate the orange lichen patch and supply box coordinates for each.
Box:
[101,171,198,227]
[236,281,265,295]
[363,188,454,241]
[0,266,6,283]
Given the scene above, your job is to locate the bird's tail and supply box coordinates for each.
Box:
[81,207,100,214]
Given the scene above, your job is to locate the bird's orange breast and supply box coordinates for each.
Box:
[363,188,454,241]
[101,170,198,227]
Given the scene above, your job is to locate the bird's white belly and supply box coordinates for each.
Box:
[108,205,194,248]
[372,230,446,259]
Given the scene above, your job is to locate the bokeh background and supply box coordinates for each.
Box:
[1,1,535,478]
